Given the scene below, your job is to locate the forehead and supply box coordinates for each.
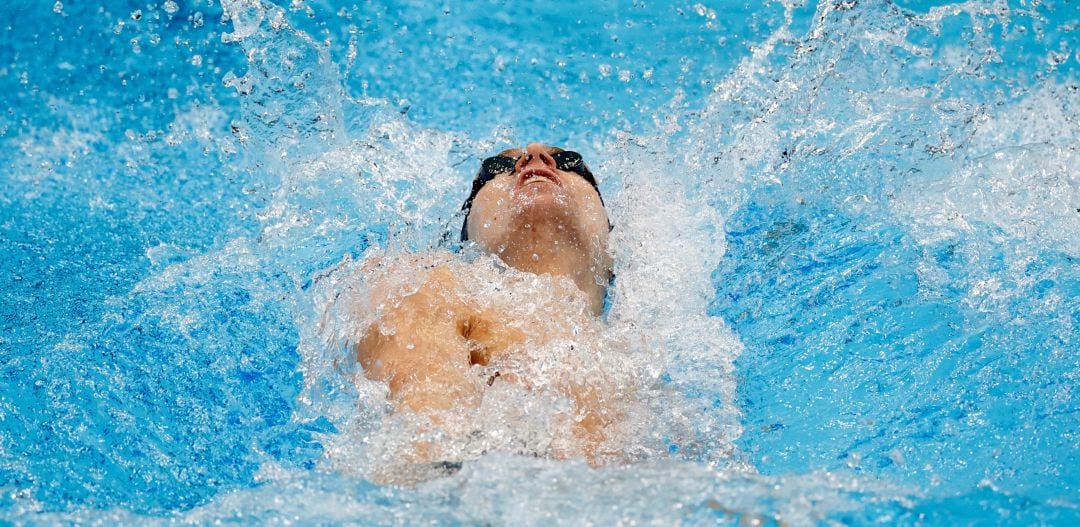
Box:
[494,145,565,158]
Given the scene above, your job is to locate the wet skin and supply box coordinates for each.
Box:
[356,143,616,463]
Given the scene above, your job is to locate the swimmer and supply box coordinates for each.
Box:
[355,142,619,466]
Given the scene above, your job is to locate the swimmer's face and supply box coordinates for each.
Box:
[465,143,611,263]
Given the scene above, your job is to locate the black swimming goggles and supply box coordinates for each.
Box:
[460,150,606,241]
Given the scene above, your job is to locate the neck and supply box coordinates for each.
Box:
[492,224,609,316]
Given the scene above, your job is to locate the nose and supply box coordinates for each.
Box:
[514,143,556,172]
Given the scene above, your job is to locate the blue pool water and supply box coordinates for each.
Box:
[1,0,1077,524]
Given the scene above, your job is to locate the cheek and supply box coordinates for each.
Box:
[579,193,609,233]
[470,186,512,235]
[469,205,496,238]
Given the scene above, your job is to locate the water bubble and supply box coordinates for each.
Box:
[191,54,203,67]
[131,9,142,21]
[163,0,179,15]
[269,10,286,30]
[192,12,204,28]
[52,1,62,14]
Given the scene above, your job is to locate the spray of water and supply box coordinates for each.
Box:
[3,0,1075,523]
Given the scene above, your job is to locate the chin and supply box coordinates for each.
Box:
[514,179,563,200]
[513,196,575,229]
[514,181,571,209]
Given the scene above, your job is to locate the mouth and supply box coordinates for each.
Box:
[516,167,561,189]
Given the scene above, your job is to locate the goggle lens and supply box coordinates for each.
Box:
[481,151,585,178]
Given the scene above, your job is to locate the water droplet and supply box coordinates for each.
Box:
[531,253,540,262]
[52,1,62,14]
[163,0,179,14]
[190,54,203,66]
[131,9,142,20]
[1047,51,1067,66]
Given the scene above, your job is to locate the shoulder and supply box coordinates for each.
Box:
[360,249,456,273]
[360,249,467,317]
